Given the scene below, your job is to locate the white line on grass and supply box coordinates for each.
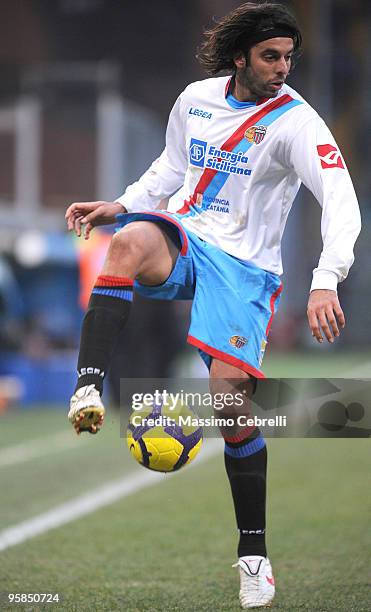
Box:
[0,439,222,552]
[0,430,89,468]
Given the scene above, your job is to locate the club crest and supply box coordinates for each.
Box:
[229,335,248,349]
[245,125,267,145]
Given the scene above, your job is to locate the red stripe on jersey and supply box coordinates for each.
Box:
[265,283,283,336]
[177,200,192,215]
[189,94,294,201]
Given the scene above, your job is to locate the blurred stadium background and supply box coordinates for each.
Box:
[0,3,370,611]
[0,0,370,407]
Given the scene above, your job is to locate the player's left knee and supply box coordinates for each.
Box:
[209,358,254,397]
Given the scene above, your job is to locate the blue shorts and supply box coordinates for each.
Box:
[116,211,282,378]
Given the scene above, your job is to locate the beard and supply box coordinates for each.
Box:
[237,66,282,99]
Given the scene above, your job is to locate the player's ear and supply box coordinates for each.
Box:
[233,52,247,70]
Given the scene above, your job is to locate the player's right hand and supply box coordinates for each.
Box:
[65,201,127,239]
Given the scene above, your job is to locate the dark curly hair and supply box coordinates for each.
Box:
[197,2,302,75]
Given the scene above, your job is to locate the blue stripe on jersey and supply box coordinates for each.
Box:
[182,98,303,220]
[92,287,134,301]
[224,434,266,458]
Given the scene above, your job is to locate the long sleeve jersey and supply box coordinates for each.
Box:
[116,76,361,291]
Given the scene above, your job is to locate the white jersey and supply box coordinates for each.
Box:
[116,76,361,291]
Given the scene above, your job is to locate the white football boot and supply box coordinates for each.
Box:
[233,555,275,609]
[68,384,105,434]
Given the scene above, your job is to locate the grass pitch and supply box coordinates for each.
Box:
[0,352,370,611]
[0,415,369,611]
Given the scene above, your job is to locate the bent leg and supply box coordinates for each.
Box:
[72,222,180,427]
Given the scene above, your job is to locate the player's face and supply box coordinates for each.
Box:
[234,38,294,100]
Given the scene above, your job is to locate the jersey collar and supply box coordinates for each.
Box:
[225,76,270,107]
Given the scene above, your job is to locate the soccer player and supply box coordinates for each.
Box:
[65,2,361,608]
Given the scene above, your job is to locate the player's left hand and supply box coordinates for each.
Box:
[307,289,345,343]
